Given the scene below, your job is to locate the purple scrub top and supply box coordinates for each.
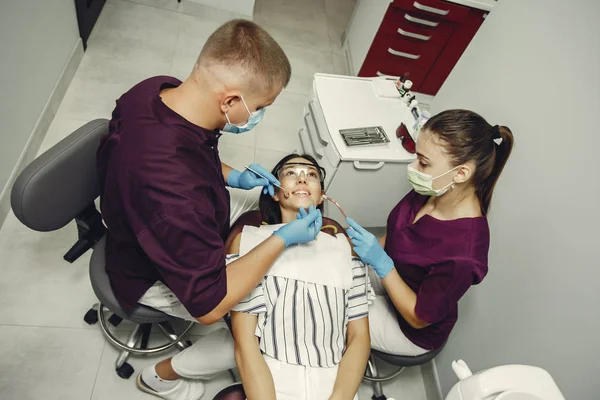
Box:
[384,190,489,350]
[96,76,230,318]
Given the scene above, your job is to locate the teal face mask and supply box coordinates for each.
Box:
[222,95,265,134]
[407,163,461,197]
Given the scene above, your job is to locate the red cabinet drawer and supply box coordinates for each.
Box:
[358,34,435,89]
[378,10,455,55]
[383,6,457,34]
[357,0,485,95]
[372,34,441,70]
[391,0,470,24]
[419,8,486,95]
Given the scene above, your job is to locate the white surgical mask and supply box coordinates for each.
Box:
[221,95,265,134]
[407,163,461,197]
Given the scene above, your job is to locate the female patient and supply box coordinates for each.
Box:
[227,154,371,400]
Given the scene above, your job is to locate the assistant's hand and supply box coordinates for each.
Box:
[274,205,323,247]
[346,217,394,278]
[227,163,281,195]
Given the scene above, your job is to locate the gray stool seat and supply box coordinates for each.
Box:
[371,344,444,367]
[90,236,173,325]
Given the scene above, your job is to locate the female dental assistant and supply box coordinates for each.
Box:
[347,109,514,355]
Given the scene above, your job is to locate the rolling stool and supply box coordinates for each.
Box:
[11,119,195,380]
[364,344,445,400]
[84,235,196,379]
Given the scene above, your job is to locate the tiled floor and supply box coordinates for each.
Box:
[0,0,428,399]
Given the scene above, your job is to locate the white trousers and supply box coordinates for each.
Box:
[139,281,237,379]
[138,187,260,379]
[263,356,358,400]
[367,268,428,356]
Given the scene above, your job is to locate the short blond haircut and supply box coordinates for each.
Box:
[197,20,291,91]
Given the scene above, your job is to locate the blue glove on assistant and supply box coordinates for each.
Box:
[274,205,323,247]
[226,163,281,196]
[346,217,394,278]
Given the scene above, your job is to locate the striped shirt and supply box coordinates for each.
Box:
[231,256,369,368]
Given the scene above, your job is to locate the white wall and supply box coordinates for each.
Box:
[0,0,80,223]
[430,0,600,398]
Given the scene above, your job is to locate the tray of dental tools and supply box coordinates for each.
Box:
[339,126,390,147]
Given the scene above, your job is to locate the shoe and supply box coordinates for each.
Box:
[136,373,205,400]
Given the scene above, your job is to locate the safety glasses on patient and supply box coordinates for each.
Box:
[276,162,326,184]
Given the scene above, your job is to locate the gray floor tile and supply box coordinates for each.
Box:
[218,143,256,171]
[0,326,104,400]
[285,74,314,97]
[282,43,335,78]
[254,147,292,170]
[254,0,331,53]
[332,52,351,75]
[37,116,90,155]
[181,1,253,23]
[254,91,307,153]
[0,213,100,329]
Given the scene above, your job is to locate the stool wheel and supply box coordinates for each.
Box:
[116,362,134,379]
[372,395,387,400]
[84,309,99,325]
[108,313,123,327]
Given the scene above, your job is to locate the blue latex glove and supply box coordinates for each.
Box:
[274,205,323,247]
[227,163,281,196]
[346,217,394,278]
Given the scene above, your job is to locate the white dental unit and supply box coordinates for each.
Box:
[298,73,417,227]
[444,360,566,400]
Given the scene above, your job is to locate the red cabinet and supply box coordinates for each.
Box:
[357,0,486,95]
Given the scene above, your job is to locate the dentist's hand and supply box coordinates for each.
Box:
[346,217,394,278]
[227,163,280,196]
[274,206,323,247]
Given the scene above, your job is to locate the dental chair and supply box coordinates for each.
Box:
[364,344,446,400]
[10,119,196,379]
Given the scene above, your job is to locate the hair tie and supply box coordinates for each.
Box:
[492,125,502,145]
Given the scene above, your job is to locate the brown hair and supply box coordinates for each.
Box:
[423,109,514,214]
[197,19,291,90]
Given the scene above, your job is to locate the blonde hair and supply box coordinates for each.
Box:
[197,19,291,91]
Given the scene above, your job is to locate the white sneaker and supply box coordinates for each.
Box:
[136,373,205,400]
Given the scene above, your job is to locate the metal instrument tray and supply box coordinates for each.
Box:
[340,126,390,147]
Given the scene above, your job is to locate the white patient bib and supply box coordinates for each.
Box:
[239,224,353,290]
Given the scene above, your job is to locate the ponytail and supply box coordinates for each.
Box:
[422,110,514,215]
[477,126,514,214]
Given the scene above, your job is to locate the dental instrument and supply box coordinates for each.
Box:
[323,195,348,219]
[245,165,288,196]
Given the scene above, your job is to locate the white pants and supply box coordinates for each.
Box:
[138,187,260,379]
[139,281,236,379]
[228,186,261,226]
[368,269,428,356]
[263,356,358,400]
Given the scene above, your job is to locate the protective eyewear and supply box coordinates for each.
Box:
[396,122,416,154]
[276,162,326,183]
